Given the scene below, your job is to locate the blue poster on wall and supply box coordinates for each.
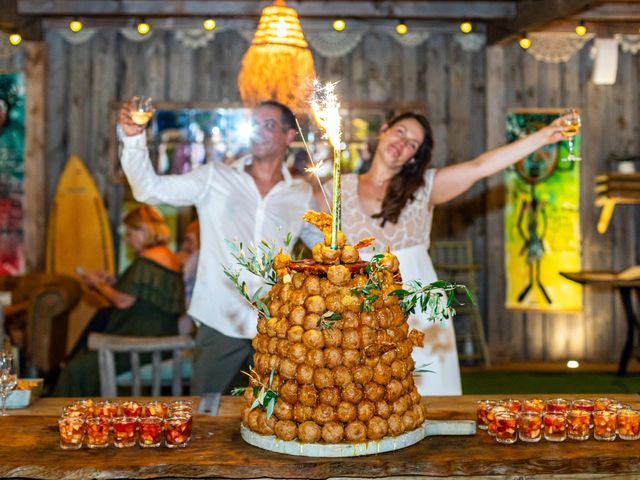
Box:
[0,73,25,274]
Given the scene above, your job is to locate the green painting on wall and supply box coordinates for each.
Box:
[504,109,582,312]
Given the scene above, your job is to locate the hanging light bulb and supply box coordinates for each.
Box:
[137,19,150,36]
[8,32,22,46]
[395,19,408,36]
[460,21,473,34]
[203,18,216,31]
[333,18,346,32]
[575,20,587,37]
[69,17,83,33]
[519,33,531,49]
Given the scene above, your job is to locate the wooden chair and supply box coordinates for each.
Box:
[0,273,82,377]
[88,332,195,397]
[430,240,491,368]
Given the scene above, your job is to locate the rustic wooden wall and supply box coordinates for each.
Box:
[14,28,640,362]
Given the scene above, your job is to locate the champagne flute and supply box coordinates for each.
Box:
[561,108,581,161]
[130,96,154,127]
[0,352,17,416]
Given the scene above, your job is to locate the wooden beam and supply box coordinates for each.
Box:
[539,19,640,36]
[18,1,516,19]
[487,0,609,45]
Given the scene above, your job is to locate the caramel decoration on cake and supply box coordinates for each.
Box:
[240,210,429,444]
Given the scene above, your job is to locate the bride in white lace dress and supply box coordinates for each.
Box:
[322,112,567,395]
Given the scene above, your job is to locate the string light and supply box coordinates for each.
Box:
[575,20,587,37]
[333,19,346,32]
[136,19,150,36]
[460,21,473,34]
[519,33,531,49]
[395,19,408,35]
[203,18,216,31]
[69,18,83,33]
[8,33,22,46]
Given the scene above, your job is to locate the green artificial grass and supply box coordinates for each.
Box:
[461,371,640,395]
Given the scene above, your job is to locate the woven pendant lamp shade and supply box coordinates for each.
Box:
[238,0,316,112]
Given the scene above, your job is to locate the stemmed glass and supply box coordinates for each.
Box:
[130,96,154,127]
[0,352,17,416]
[561,108,581,161]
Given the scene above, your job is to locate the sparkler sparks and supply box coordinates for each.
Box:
[310,80,343,249]
[310,81,342,150]
[295,118,332,213]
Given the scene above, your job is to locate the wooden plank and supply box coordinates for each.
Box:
[44,31,68,207]
[18,1,516,19]
[484,44,509,360]
[67,38,93,167]
[23,42,46,272]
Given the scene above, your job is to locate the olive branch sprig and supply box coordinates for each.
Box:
[222,233,293,320]
[350,253,386,312]
[317,310,341,330]
[231,367,279,419]
[389,280,474,321]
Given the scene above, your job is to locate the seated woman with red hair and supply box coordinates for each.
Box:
[53,205,184,396]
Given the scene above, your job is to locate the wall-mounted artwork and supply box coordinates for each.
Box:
[504,109,582,312]
[0,73,25,275]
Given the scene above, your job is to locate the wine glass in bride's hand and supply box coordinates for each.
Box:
[0,352,17,416]
[561,108,581,161]
[130,96,154,127]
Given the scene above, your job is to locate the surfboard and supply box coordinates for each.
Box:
[46,155,115,352]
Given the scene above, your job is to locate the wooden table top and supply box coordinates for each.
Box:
[2,394,640,479]
[560,271,640,288]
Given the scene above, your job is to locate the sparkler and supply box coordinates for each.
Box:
[310,80,342,250]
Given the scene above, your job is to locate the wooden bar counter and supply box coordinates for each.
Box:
[1,394,640,479]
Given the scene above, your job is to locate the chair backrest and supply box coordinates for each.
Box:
[88,332,195,397]
[0,273,82,375]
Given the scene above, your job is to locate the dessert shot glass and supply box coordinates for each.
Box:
[495,410,518,444]
[138,416,163,448]
[164,414,193,448]
[112,416,137,448]
[86,416,110,448]
[499,398,522,414]
[522,398,545,413]
[58,416,86,450]
[476,400,496,431]
[567,409,590,441]
[617,409,640,441]
[545,398,569,414]
[518,411,543,443]
[593,410,617,441]
[543,411,567,442]
[143,401,168,419]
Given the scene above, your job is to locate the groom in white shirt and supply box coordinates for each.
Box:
[118,99,313,394]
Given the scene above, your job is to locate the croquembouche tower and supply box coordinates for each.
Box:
[234,83,473,456]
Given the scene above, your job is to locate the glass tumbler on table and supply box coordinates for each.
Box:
[617,409,640,440]
[58,416,86,450]
[139,416,163,447]
[112,416,137,448]
[86,416,110,448]
[476,400,496,431]
[594,410,617,441]
[495,410,518,444]
[543,411,567,442]
[164,414,193,448]
[518,411,543,443]
[0,352,18,416]
[567,409,590,441]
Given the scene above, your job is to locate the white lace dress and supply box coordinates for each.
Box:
[338,170,462,396]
